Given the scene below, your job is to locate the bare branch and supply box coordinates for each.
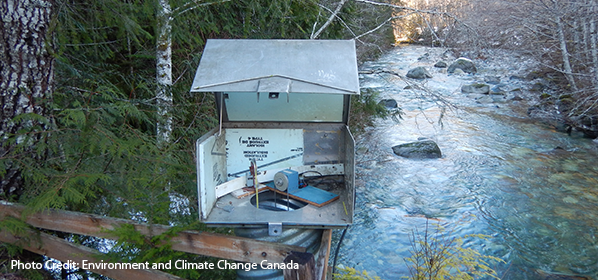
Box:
[311,0,348,39]
[354,0,453,16]
[315,1,357,38]
[355,13,413,40]
[353,0,477,44]
[173,0,231,17]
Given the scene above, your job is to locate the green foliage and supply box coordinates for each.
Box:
[334,266,381,280]
[350,88,404,134]
[2,0,363,279]
[333,221,503,280]
[405,221,504,280]
[0,0,403,278]
[0,219,47,280]
[99,223,236,279]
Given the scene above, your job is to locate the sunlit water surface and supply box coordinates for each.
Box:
[335,45,598,279]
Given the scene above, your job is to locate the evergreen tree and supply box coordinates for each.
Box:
[1,0,364,278]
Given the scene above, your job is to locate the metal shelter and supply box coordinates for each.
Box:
[192,39,358,232]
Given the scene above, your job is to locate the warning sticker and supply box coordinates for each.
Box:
[225,129,304,179]
[241,137,270,148]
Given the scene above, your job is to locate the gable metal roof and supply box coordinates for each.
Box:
[190,39,359,95]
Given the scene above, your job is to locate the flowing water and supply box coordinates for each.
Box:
[337,45,598,279]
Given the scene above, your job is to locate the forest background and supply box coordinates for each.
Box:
[1,0,597,279]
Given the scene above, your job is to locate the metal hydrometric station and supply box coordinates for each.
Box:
[191,39,358,279]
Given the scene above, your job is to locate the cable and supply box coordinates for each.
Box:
[332,225,349,279]
[299,170,323,177]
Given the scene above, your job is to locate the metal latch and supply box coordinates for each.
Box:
[268,222,282,236]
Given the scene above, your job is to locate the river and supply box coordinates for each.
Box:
[335,45,598,279]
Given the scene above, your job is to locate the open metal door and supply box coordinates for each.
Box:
[196,128,226,220]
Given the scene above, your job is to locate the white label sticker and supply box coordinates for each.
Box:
[225,129,304,179]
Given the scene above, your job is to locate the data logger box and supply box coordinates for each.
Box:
[191,39,358,229]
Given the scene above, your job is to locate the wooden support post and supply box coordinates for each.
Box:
[0,228,183,280]
[283,229,333,280]
[314,229,333,280]
[0,201,305,264]
[283,251,315,280]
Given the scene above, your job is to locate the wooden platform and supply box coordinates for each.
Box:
[264,183,339,207]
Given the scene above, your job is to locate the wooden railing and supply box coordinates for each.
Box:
[0,201,331,280]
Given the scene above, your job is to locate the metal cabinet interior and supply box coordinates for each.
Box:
[191,39,359,229]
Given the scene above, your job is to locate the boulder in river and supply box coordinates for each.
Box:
[434,61,448,68]
[392,140,442,159]
[406,66,432,79]
[461,83,490,94]
[490,85,506,95]
[448,57,477,74]
[378,99,398,108]
[484,76,501,84]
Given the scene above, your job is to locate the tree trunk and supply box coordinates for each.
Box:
[311,0,348,39]
[556,16,578,91]
[582,17,590,62]
[590,8,598,84]
[0,0,54,199]
[156,0,173,146]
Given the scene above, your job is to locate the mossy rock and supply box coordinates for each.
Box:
[378,99,398,108]
[434,61,448,68]
[392,140,442,159]
[448,58,477,74]
[406,66,432,79]
[540,93,551,99]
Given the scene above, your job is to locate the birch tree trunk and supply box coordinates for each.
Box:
[556,16,578,92]
[311,0,348,39]
[156,0,173,147]
[0,0,54,199]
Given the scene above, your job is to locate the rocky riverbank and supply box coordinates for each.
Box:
[401,44,598,140]
[342,44,598,279]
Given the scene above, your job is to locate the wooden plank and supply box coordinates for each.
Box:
[215,176,246,198]
[0,228,184,280]
[0,201,305,264]
[283,251,315,280]
[314,229,333,280]
[283,229,333,280]
[230,184,269,199]
[215,164,344,198]
[289,186,339,207]
[264,186,339,207]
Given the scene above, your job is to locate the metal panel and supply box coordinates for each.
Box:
[190,39,360,95]
[303,128,342,165]
[225,128,304,179]
[342,125,356,223]
[204,182,352,228]
[196,128,227,220]
[224,92,345,122]
[235,227,323,280]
